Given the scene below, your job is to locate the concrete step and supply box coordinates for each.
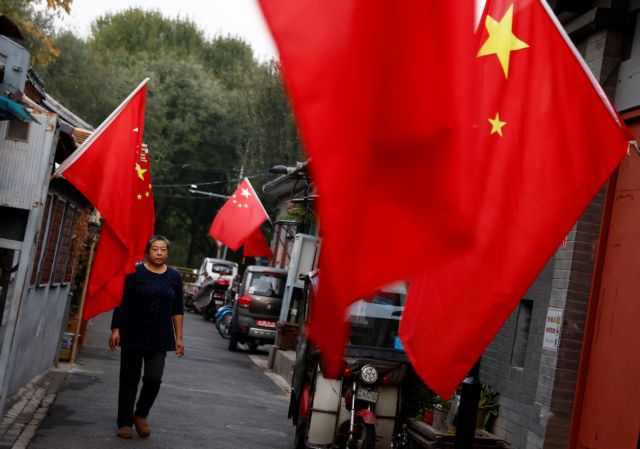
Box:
[272,349,296,386]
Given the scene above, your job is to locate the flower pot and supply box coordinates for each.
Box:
[476,407,489,429]
[422,409,434,425]
[433,408,448,432]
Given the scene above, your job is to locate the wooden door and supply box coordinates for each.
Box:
[573,116,640,449]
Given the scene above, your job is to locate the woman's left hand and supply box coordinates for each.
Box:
[176,338,185,358]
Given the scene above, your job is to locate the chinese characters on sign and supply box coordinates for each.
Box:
[543,307,564,351]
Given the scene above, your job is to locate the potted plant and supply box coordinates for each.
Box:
[477,384,500,429]
[432,395,451,432]
[422,405,434,425]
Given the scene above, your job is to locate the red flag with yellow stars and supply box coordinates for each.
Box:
[259,0,478,380]
[209,178,270,251]
[399,0,632,397]
[56,80,154,320]
[243,228,273,260]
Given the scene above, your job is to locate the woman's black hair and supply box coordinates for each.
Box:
[145,235,170,254]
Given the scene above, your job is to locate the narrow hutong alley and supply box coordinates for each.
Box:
[23,312,292,449]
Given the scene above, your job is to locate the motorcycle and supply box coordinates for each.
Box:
[337,360,406,449]
[290,271,408,449]
[200,279,230,321]
[183,282,199,312]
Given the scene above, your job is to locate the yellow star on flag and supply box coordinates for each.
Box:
[135,163,147,181]
[137,194,142,200]
[145,191,150,198]
[488,113,507,137]
[477,4,529,78]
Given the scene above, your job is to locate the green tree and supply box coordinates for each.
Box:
[36,31,116,125]
[37,9,302,266]
[90,9,206,62]
[0,0,73,65]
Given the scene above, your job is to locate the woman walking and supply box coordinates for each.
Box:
[109,235,185,439]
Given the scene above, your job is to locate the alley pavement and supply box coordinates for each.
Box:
[15,311,293,449]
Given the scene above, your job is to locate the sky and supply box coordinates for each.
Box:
[54,0,278,61]
[55,1,488,62]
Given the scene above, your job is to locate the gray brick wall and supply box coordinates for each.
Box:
[482,187,605,449]
[481,258,555,449]
[479,5,630,447]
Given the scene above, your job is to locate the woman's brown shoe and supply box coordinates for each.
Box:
[134,416,151,438]
[116,426,133,439]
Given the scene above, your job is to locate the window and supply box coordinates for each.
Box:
[6,119,29,142]
[52,204,77,285]
[248,273,285,298]
[30,195,52,286]
[510,299,533,368]
[37,198,65,286]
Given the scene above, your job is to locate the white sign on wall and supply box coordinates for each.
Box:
[543,307,563,351]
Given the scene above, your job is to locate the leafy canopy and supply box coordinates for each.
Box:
[37,8,302,266]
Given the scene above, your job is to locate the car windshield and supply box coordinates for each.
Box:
[207,262,234,278]
[247,273,285,298]
[347,284,407,351]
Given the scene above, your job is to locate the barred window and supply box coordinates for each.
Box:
[52,204,77,285]
[30,195,52,286]
[38,198,65,286]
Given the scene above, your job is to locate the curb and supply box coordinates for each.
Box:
[248,354,291,397]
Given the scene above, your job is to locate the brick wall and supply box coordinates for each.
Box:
[479,4,629,448]
[481,258,555,449]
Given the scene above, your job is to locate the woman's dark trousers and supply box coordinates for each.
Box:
[117,348,166,428]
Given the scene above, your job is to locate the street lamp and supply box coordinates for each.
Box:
[188,184,230,199]
[268,165,294,175]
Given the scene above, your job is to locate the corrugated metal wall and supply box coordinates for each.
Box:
[0,115,56,210]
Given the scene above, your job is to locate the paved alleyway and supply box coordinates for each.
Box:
[26,312,293,449]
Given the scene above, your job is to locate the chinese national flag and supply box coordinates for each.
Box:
[399,0,631,397]
[259,0,479,378]
[243,228,274,260]
[209,178,269,251]
[56,80,154,320]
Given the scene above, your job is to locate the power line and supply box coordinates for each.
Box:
[153,172,270,188]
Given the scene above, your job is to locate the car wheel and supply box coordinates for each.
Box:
[247,341,258,352]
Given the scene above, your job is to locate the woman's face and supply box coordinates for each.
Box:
[148,240,169,265]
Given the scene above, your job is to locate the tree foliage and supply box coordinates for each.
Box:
[37,8,302,267]
[0,0,72,65]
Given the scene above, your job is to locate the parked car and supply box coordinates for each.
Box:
[228,266,288,352]
[195,258,238,286]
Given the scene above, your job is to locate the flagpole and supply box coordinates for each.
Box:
[245,177,272,224]
[55,78,150,176]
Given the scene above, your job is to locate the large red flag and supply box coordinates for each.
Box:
[209,178,269,251]
[399,0,631,397]
[56,80,154,320]
[243,228,273,260]
[259,0,479,377]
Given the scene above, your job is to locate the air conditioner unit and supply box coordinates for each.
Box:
[0,35,29,97]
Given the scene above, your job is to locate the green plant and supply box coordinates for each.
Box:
[478,384,500,414]
[432,395,451,411]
